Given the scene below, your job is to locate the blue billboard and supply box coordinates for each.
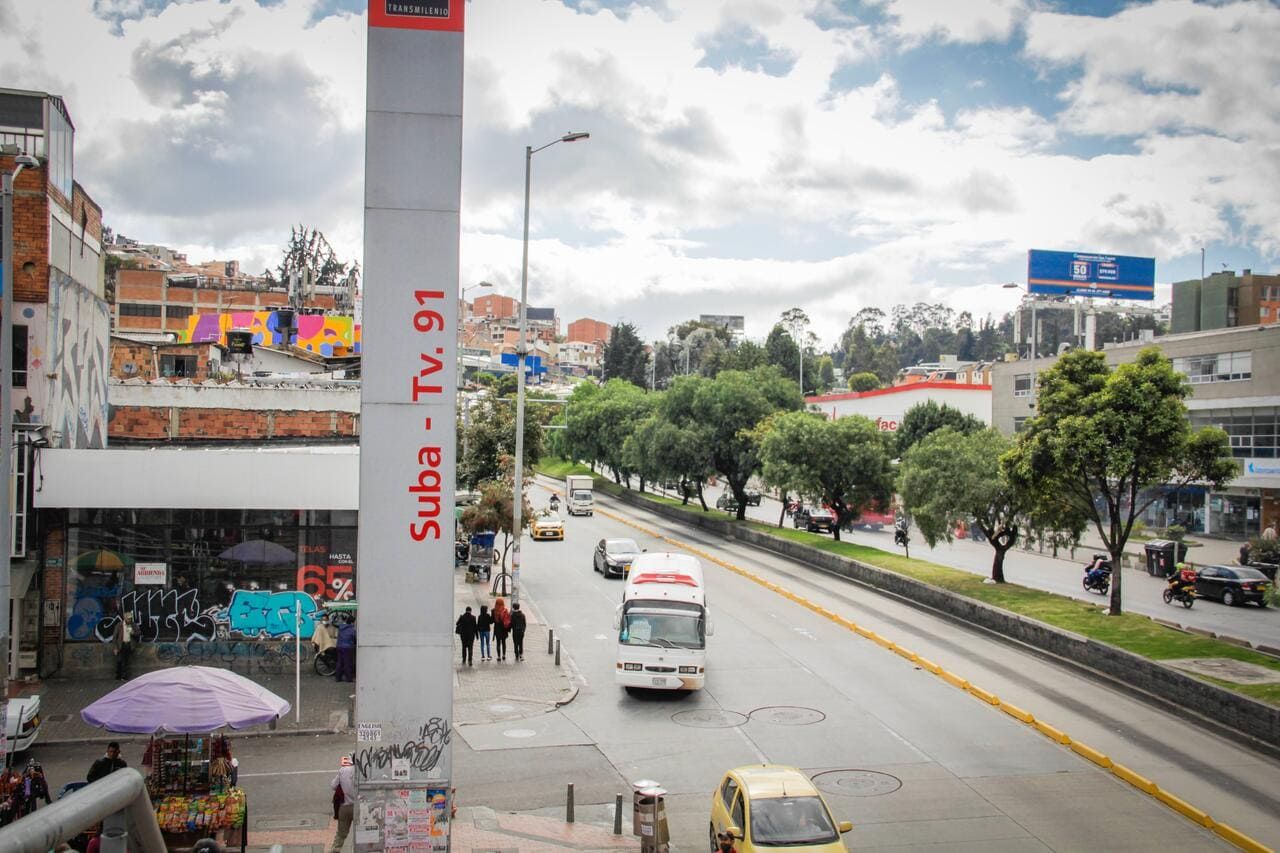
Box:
[499,353,545,376]
[1027,249,1155,300]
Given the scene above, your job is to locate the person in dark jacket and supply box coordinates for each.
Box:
[87,743,128,784]
[455,607,477,666]
[476,605,494,662]
[509,603,527,662]
[335,616,357,683]
[10,760,52,819]
[492,598,510,661]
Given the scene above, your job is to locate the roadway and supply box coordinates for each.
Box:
[659,487,1280,650]
[29,484,1280,851]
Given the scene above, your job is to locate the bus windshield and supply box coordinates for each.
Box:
[619,606,705,649]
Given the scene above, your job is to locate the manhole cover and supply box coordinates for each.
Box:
[502,728,538,739]
[671,709,748,728]
[43,713,72,724]
[749,706,826,726]
[812,769,902,797]
[256,817,317,830]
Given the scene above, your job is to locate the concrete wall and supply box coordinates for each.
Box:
[608,486,1280,748]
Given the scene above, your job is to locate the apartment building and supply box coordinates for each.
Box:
[1171,269,1280,333]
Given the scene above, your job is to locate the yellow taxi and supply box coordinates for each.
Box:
[710,765,851,852]
[531,511,564,541]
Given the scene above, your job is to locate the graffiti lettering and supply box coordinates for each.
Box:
[95,588,219,643]
[157,639,309,674]
[222,590,317,639]
[354,718,451,778]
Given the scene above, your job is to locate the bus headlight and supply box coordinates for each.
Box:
[624,663,643,671]
[678,666,698,674]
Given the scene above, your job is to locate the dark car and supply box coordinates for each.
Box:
[1195,565,1271,607]
[744,489,763,506]
[593,537,644,578]
[793,507,837,534]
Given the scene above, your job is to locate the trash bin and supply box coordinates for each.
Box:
[1144,540,1188,577]
[632,780,669,850]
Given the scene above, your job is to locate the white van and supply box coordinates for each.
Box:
[614,553,711,691]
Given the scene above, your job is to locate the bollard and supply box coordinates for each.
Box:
[555,639,561,666]
[566,782,575,823]
[614,793,624,835]
[548,628,555,654]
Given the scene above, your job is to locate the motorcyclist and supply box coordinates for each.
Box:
[1168,562,1197,596]
[894,518,910,547]
[549,493,561,513]
[1084,554,1111,586]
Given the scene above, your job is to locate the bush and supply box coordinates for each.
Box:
[847,372,880,392]
[1164,524,1186,542]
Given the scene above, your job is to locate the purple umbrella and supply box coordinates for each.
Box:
[80,666,291,733]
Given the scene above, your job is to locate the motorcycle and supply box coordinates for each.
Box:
[893,523,909,548]
[1082,556,1112,595]
[1162,579,1196,609]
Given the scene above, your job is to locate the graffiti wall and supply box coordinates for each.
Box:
[67,584,322,643]
[47,271,111,447]
[182,311,362,357]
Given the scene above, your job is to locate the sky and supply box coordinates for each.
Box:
[2,0,1278,345]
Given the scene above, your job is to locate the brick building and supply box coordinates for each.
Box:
[567,317,611,346]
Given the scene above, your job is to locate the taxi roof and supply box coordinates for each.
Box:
[730,765,819,799]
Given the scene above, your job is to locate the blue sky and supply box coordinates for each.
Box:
[6,0,1277,342]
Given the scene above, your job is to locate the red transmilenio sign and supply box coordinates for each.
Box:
[370,0,464,31]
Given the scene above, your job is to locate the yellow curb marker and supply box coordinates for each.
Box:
[583,500,1273,853]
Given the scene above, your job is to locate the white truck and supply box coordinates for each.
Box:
[614,552,711,691]
[565,474,594,516]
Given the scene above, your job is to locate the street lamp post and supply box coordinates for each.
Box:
[1,152,38,758]
[512,132,589,606]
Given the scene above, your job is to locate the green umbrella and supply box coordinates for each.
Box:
[74,549,135,571]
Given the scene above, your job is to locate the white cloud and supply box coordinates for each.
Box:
[871,0,1027,44]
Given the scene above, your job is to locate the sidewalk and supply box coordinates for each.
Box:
[19,561,578,744]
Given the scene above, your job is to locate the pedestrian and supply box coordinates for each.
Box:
[493,597,510,661]
[329,754,356,853]
[335,615,357,683]
[112,610,135,681]
[1263,523,1278,542]
[87,742,128,784]
[716,831,738,853]
[10,760,52,819]
[476,605,494,662]
[510,603,527,662]
[455,606,477,666]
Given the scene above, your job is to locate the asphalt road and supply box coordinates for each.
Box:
[25,484,1280,852]
[510,482,1280,850]
[662,488,1280,650]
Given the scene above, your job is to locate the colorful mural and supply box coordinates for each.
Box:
[182,311,361,357]
[47,271,111,448]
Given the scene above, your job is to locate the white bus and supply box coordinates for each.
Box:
[614,553,712,691]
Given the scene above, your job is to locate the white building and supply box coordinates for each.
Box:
[806,382,992,433]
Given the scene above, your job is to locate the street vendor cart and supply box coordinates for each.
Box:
[80,665,291,852]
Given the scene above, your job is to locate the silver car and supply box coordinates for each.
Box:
[593,538,644,578]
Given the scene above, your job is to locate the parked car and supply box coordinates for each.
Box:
[530,511,564,541]
[1195,565,1270,607]
[593,537,644,578]
[744,489,763,506]
[710,764,852,852]
[793,507,837,534]
[715,492,740,512]
[5,694,42,753]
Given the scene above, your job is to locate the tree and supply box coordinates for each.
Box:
[900,428,1028,582]
[764,324,800,381]
[602,322,649,387]
[817,356,836,393]
[759,412,894,541]
[564,379,652,485]
[458,396,544,490]
[263,225,360,296]
[459,459,534,572]
[895,400,985,458]
[692,367,802,520]
[1003,348,1238,615]
[653,375,716,509]
[847,372,880,392]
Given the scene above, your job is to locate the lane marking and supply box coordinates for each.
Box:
[576,489,1275,853]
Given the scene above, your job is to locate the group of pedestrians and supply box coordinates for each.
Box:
[454,597,527,666]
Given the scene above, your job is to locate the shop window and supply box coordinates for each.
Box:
[160,354,198,378]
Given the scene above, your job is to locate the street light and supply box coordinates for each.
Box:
[512,132,589,606]
[458,280,493,388]
[1,151,38,755]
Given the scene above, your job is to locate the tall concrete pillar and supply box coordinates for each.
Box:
[355,2,464,850]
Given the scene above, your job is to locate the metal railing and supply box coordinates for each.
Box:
[0,768,167,852]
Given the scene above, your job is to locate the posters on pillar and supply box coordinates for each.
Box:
[355,787,450,852]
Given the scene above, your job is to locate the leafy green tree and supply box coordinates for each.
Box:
[759,412,894,541]
[692,366,802,520]
[764,324,800,380]
[602,322,649,387]
[847,372,880,392]
[895,400,985,458]
[459,459,534,571]
[817,356,835,393]
[900,428,1028,582]
[653,375,716,509]
[564,379,652,485]
[458,396,544,490]
[1002,348,1238,615]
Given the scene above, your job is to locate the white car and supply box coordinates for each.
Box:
[4,695,41,753]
